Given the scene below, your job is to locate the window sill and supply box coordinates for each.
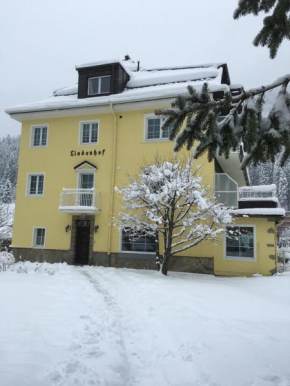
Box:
[79,142,99,147]
[32,245,45,249]
[224,256,256,262]
[30,145,47,149]
[142,139,170,143]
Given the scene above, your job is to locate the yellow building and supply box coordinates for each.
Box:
[6,57,285,276]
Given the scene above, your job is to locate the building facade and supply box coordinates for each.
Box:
[6,57,284,276]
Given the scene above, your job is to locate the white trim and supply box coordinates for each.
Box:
[224,224,256,262]
[79,120,100,146]
[30,124,49,148]
[87,75,111,95]
[143,114,169,142]
[119,227,156,254]
[26,173,45,197]
[8,99,173,122]
[32,227,46,248]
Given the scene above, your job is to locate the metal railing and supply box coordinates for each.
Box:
[238,185,277,200]
[59,188,100,213]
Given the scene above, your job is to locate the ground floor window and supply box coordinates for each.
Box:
[121,228,156,253]
[226,226,255,259]
[33,228,46,248]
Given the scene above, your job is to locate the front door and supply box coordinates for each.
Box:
[75,220,91,265]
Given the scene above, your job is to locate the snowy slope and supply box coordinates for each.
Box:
[0,264,289,386]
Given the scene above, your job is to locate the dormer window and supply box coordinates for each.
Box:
[88,76,111,95]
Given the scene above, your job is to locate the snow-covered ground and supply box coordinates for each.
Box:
[0,263,290,386]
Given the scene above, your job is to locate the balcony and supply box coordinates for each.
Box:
[59,188,101,214]
[238,185,278,209]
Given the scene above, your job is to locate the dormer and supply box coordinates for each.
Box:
[76,57,131,99]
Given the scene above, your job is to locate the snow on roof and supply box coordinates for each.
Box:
[6,60,229,115]
[230,208,285,216]
[75,59,120,69]
[126,67,221,89]
[239,184,277,193]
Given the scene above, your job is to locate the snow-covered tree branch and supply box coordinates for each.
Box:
[156,77,290,169]
[114,157,232,276]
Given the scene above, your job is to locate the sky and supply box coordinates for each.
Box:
[1,0,289,137]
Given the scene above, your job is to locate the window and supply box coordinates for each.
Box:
[78,173,94,206]
[27,174,44,196]
[215,173,238,208]
[80,121,99,145]
[226,226,255,260]
[121,228,156,253]
[88,76,111,95]
[33,228,46,248]
[145,117,169,141]
[31,125,48,147]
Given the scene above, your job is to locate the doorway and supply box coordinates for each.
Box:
[75,219,91,265]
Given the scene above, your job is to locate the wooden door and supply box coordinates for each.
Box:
[75,220,90,265]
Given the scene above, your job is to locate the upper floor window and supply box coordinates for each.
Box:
[80,121,99,145]
[215,173,238,208]
[27,174,44,196]
[88,76,111,95]
[31,125,48,147]
[145,116,169,141]
[226,226,255,260]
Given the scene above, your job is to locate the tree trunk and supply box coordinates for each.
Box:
[161,249,171,275]
[155,231,161,271]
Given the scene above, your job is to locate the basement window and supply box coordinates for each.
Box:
[88,76,111,95]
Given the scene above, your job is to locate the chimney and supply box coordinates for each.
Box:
[124,55,131,61]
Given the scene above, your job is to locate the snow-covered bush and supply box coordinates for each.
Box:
[0,250,15,271]
[115,156,232,275]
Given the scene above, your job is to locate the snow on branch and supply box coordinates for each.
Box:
[114,156,232,275]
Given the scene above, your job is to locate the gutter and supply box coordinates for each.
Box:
[6,95,176,116]
[107,103,118,267]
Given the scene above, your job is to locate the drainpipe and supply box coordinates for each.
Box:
[107,102,117,266]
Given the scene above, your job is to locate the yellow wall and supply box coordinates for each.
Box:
[12,108,278,276]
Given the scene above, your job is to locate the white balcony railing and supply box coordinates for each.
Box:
[238,185,277,201]
[59,188,101,214]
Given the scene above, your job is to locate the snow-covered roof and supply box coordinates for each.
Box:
[230,208,285,217]
[239,184,277,193]
[6,59,231,116]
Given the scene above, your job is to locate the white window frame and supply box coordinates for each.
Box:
[30,124,49,148]
[26,173,45,197]
[119,228,156,254]
[144,114,169,142]
[87,76,111,95]
[77,171,95,189]
[224,224,256,261]
[79,120,100,146]
[32,227,46,248]
[215,173,238,208]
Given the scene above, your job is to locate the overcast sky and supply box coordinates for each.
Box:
[1,0,289,137]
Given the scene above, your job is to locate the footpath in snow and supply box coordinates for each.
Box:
[0,263,290,386]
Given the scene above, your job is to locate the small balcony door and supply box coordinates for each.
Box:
[79,173,94,206]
